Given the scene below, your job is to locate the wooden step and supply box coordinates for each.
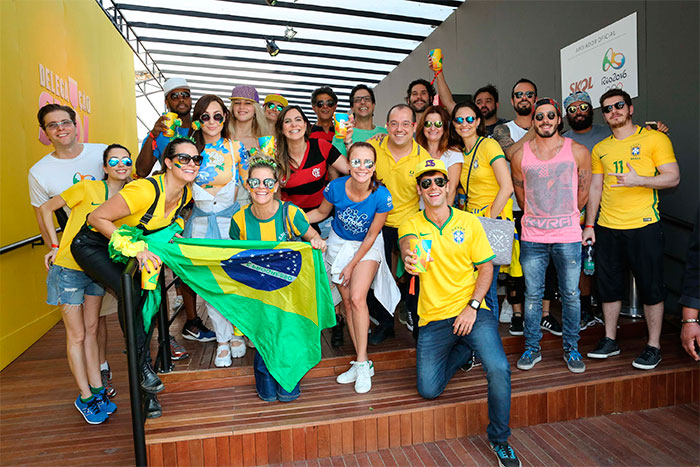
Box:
[145,330,699,465]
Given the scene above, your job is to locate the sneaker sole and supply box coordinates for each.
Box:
[170,353,190,361]
[564,356,586,373]
[586,349,621,359]
[509,329,524,336]
[75,401,108,425]
[491,445,522,467]
[541,326,563,336]
[632,358,661,370]
[516,354,542,371]
[182,332,216,343]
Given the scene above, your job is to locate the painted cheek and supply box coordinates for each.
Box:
[174,161,183,169]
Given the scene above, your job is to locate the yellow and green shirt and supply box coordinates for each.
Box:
[56,180,110,271]
[114,174,191,232]
[398,208,494,326]
[230,200,310,242]
[592,126,676,229]
[371,138,430,228]
[460,137,507,215]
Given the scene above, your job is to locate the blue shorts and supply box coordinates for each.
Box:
[46,264,105,306]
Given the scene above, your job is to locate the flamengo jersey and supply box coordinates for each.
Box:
[398,208,494,326]
[591,126,676,230]
[280,139,341,210]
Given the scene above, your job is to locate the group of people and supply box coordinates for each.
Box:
[29,47,693,466]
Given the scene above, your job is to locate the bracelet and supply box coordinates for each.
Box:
[585,224,595,228]
[51,243,60,249]
[681,319,699,324]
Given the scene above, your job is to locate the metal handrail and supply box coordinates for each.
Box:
[0,228,61,256]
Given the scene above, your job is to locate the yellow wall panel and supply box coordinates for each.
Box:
[0,0,137,369]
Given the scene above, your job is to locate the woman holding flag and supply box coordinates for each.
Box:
[229,157,326,402]
[306,142,399,394]
[182,94,249,367]
[71,137,199,418]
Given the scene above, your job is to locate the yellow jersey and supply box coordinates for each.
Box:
[460,137,507,215]
[115,174,191,232]
[371,138,430,228]
[398,208,495,326]
[55,180,110,271]
[592,126,676,229]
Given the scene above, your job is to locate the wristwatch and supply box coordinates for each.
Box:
[467,298,481,310]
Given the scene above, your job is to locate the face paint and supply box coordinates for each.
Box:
[173,161,183,169]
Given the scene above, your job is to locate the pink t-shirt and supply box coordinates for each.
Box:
[521,137,581,244]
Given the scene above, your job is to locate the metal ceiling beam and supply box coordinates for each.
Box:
[115,4,426,42]
[405,0,463,6]
[217,0,444,26]
[131,22,413,55]
[162,68,357,90]
[140,36,401,66]
[157,60,379,86]
[149,49,388,77]
[154,59,381,84]
[172,72,354,95]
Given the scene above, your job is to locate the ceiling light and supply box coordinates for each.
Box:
[266,38,280,57]
[284,25,297,40]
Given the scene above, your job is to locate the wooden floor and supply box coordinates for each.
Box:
[271,403,700,467]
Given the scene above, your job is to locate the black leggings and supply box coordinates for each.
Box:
[71,227,151,365]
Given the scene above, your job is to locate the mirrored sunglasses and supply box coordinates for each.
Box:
[349,158,375,169]
[265,102,284,112]
[513,91,535,99]
[247,177,276,189]
[534,111,557,121]
[602,101,626,114]
[424,120,443,128]
[567,103,590,114]
[420,177,447,189]
[453,116,476,125]
[107,157,133,167]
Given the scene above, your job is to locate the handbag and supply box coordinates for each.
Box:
[463,138,514,266]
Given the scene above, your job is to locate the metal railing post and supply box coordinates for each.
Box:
[121,258,148,466]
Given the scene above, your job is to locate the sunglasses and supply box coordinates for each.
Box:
[107,157,133,167]
[352,95,372,104]
[534,111,557,121]
[200,112,224,123]
[349,158,375,169]
[265,102,284,112]
[419,177,447,189]
[247,177,276,189]
[453,116,476,125]
[45,119,74,131]
[314,99,336,108]
[172,154,204,166]
[169,91,191,100]
[602,101,626,114]
[424,120,443,128]
[513,91,535,99]
[567,103,590,114]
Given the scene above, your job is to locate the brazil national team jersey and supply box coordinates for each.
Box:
[591,126,676,229]
[460,137,506,214]
[398,208,494,326]
[230,200,310,242]
[56,180,110,271]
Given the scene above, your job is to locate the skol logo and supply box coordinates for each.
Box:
[602,48,625,71]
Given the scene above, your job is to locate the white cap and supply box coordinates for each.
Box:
[163,77,190,96]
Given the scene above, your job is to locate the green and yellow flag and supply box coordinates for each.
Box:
[124,225,336,392]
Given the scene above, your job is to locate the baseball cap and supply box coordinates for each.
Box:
[163,77,190,96]
[415,158,448,180]
[264,94,288,107]
[230,85,260,103]
[534,97,561,116]
[563,91,592,110]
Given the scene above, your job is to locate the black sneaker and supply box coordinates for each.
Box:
[405,307,414,332]
[580,312,597,331]
[490,441,521,467]
[509,314,524,336]
[181,317,216,343]
[540,315,562,336]
[632,345,661,370]
[331,316,344,347]
[587,337,621,359]
[140,362,164,394]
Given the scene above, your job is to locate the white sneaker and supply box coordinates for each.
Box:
[354,361,373,394]
[230,336,247,358]
[215,344,232,367]
[336,360,375,384]
[499,300,513,324]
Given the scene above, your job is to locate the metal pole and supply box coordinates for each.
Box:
[121,259,148,467]
[156,272,173,373]
[621,271,644,318]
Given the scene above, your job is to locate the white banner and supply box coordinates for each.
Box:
[560,13,638,109]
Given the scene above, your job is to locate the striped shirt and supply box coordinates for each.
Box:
[230,200,310,242]
[280,139,341,210]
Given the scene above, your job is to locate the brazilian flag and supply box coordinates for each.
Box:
[138,225,336,392]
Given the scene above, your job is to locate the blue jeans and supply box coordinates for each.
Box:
[253,351,300,402]
[520,241,581,353]
[416,310,511,443]
[483,267,500,319]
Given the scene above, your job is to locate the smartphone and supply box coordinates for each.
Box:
[645,121,658,130]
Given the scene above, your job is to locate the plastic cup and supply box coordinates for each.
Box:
[141,259,161,290]
[409,238,432,273]
[334,113,350,139]
[162,112,180,137]
[429,48,443,72]
[258,136,275,158]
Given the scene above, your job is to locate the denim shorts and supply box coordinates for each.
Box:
[46,264,105,306]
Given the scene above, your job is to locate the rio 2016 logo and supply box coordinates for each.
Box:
[602,48,625,71]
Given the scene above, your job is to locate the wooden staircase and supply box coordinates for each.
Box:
[145,321,699,466]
